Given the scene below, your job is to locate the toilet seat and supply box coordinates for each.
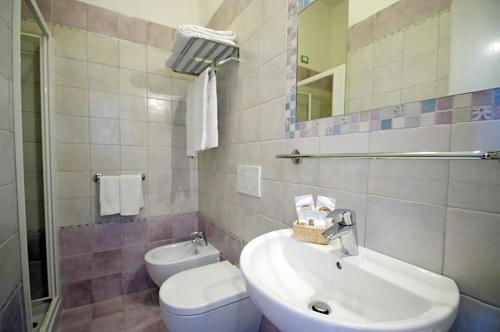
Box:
[160,261,248,315]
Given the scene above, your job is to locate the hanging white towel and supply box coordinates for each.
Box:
[99,176,120,216]
[166,25,237,68]
[186,67,218,157]
[119,174,144,216]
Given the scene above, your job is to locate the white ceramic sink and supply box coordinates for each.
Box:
[240,229,459,332]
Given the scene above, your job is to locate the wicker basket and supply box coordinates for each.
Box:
[292,220,329,245]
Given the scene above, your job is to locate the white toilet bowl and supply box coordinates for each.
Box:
[159,261,262,332]
[145,240,219,286]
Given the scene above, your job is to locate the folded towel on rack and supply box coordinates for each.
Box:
[186,67,218,157]
[99,176,120,216]
[166,25,237,68]
[119,174,144,216]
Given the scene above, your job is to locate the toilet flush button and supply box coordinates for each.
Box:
[237,165,261,197]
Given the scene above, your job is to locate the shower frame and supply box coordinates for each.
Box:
[13,0,61,330]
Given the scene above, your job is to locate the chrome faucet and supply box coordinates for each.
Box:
[321,209,359,256]
[191,231,208,246]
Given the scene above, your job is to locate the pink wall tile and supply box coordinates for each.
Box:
[60,253,93,284]
[122,267,152,294]
[147,22,175,50]
[122,220,148,246]
[117,14,148,44]
[225,234,243,266]
[92,273,123,302]
[93,223,122,251]
[148,220,172,241]
[87,4,118,37]
[92,249,122,277]
[91,311,125,331]
[375,1,405,39]
[92,296,124,319]
[121,244,148,271]
[59,226,93,257]
[171,214,197,240]
[62,280,93,308]
[57,305,93,329]
[52,0,87,30]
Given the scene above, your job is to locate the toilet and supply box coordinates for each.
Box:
[159,261,262,332]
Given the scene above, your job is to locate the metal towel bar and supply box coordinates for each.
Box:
[93,172,146,182]
[277,149,500,164]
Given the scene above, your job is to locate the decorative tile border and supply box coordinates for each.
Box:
[284,0,499,139]
[286,88,500,139]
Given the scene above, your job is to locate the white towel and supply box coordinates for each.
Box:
[119,174,144,216]
[99,176,120,216]
[166,25,237,68]
[186,67,218,157]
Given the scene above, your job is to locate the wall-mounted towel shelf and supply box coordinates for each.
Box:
[277,149,500,164]
[93,172,146,182]
[171,37,239,76]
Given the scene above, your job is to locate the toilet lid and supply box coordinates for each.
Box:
[159,261,249,316]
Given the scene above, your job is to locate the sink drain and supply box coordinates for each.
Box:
[309,301,331,315]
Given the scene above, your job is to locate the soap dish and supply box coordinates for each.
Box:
[292,220,329,245]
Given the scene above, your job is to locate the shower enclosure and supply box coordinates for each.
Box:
[14,0,60,330]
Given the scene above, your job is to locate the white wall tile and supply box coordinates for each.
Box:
[448,121,500,213]
[403,16,438,58]
[88,63,119,93]
[57,143,90,171]
[54,57,88,89]
[54,86,88,117]
[89,118,119,144]
[120,146,147,171]
[0,131,15,186]
[119,40,147,72]
[0,184,17,243]
[56,115,89,144]
[444,208,500,306]
[120,95,147,121]
[90,144,120,171]
[54,26,87,61]
[88,33,119,66]
[365,196,445,273]
[260,52,286,103]
[119,69,147,96]
[261,9,286,64]
[120,120,147,146]
[89,91,119,118]
[450,294,500,332]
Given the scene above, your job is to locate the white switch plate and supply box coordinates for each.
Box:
[237,165,261,197]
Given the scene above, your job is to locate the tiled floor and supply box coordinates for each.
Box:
[56,288,166,332]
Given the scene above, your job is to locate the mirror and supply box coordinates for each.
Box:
[297,0,348,121]
[295,0,500,122]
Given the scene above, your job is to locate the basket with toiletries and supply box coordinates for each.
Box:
[292,195,336,245]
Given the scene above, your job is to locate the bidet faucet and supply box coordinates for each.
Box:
[191,231,208,246]
[321,209,359,256]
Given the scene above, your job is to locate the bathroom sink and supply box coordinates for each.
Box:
[240,229,459,332]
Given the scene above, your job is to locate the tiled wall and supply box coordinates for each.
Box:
[198,0,500,330]
[59,213,198,308]
[50,0,197,227]
[0,0,27,330]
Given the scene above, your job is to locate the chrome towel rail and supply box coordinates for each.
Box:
[93,172,146,182]
[277,149,500,164]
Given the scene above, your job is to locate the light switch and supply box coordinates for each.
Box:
[237,165,261,197]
